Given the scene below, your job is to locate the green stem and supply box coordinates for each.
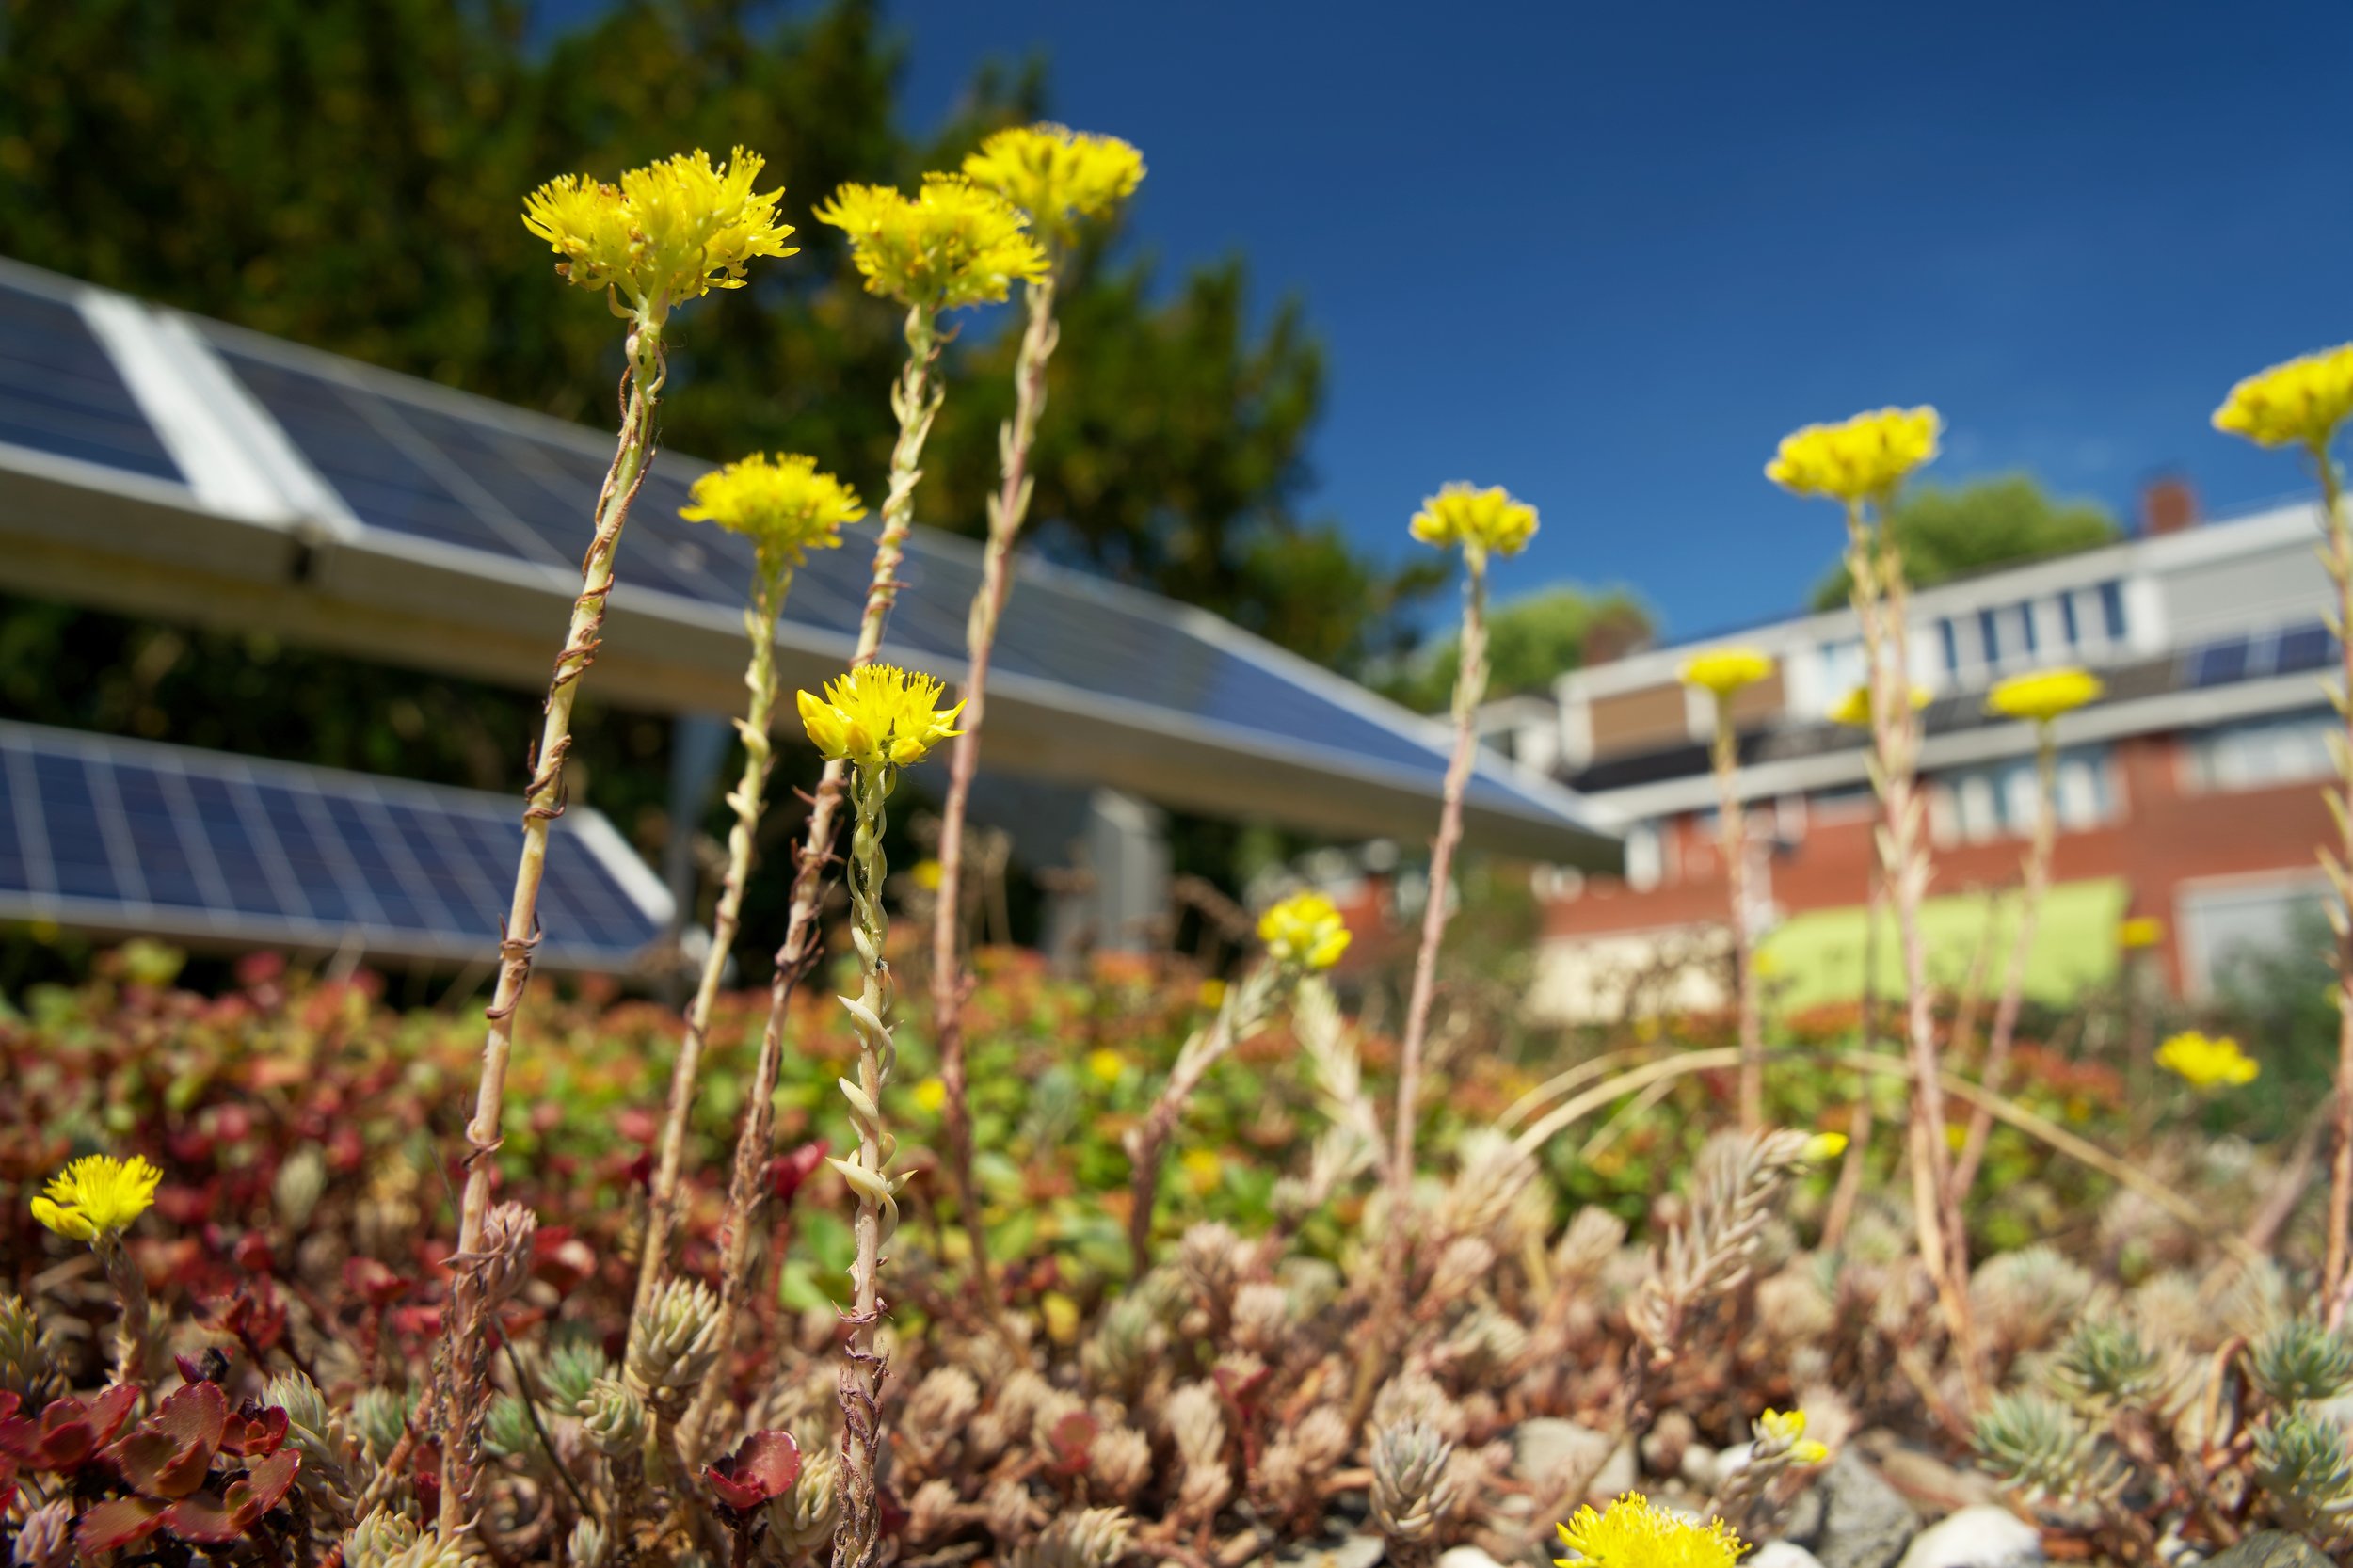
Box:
[1714,693,1761,1130]
[1951,723,2057,1200]
[831,761,901,1568]
[683,304,945,1456]
[440,307,665,1534]
[2318,445,2353,1324]
[632,560,791,1334]
[930,272,1060,1318]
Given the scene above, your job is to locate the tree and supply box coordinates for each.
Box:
[1379,584,1652,713]
[1809,474,2121,610]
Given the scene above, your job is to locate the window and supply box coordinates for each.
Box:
[1625,824,1663,891]
[2099,579,2128,640]
[1940,617,1961,675]
[1809,780,1875,822]
[2186,709,2336,792]
[2016,600,2039,653]
[1928,746,2117,846]
[1978,607,2001,664]
[2060,593,2080,647]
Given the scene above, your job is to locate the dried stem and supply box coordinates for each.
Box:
[832,760,904,1568]
[1841,500,1982,1403]
[440,309,666,1534]
[1951,724,2057,1201]
[1124,964,1281,1277]
[930,272,1061,1318]
[2318,445,2353,1323]
[683,303,943,1454]
[1820,867,1881,1252]
[1710,692,1763,1130]
[632,559,791,1331]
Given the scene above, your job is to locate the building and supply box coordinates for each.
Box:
[1481,485,2341,1020]
[0,255,1614,972]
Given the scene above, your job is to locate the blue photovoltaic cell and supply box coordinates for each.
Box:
[2273,622,2335,677]
[213,342,1558,817]
[0,722,664,968]
[0,282,180,482]
[2188,638,2250,688]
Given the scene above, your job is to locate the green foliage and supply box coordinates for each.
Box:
[1973,1390,2109,1504]
[2249,1319,2353,1407]
[1380,584,1653,713]
[2253,1408,2353,1539]
[1808,474,2121,610]
[2215,904,2345,1142]
[2053,1318,2163,1405]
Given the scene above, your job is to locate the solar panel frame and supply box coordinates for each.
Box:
[0,276,183,485]
[0,720,671,968]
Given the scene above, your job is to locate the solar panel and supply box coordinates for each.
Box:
[0,721,670,968]
[0,280,180,482]
[210,337,1561,821]
[2272,621,2336,677]
[2186,637,2251,688]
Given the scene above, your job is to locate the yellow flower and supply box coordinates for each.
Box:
[910,858,945,892]
[1409,482,1539,559]
[1680,646,1774,698]
[1766,407,1941,504]
[1759,1408,1832,1465]
[30,1154,162,1242]
[1181,1147,1224,1196]
[1257,892,1353,970]
[1826,683,1930,728]
[2119,916,2165,951]
[796,664,965,771]
[521,147,796,312]
[913,1077,948,1113]
[1801,1132,1849,1164]
[2156,1030,2259,1090]
[962,122,1144,245]
[1086,1047,1128,1084]
[814,174,1048,312]
[2213,344,2353,451]
[1554,1493,1746,1568]
[680,453,865,568]
[1198,977,1227,1011]
[1944,1123,1968,1152]
[1986,667,2103,724]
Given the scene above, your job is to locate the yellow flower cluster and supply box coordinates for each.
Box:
[797,664,965,770]
[1766,407,1941,504]
[680,453,866,567]
[963,122,1145,244]
[1826,683,1931,728]
[2119,916,2166,951]
[1409,482,1539,559]
[30,1153,162,1242]
[1758,1407,1832,1465]
[1801,1131,1849,1164]
[814,174,1048,312]
[1555,1494,1746,1568]
[1680,646,1774,697]
[521,147,796,312]
[1257,891,1353,970]
[2213,344,2353,451]
[1986,666,2104,724]
[2156,1030,2259,1090]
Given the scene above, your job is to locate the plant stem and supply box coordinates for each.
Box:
[1842,500,1983,1406]
[2318,446,2353,1324]
[1712,694,1763,1130]
[832,760,902,1568]
[683,304,941,1455]
[1124,964,1279,1278]
[440,309,665,1534]
[1820,869,1882,1253]
[1951,724,2057,1201]
[632,561,791,1332]
[930,272,1060,1317]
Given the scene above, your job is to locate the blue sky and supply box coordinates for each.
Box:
[882,0,2353,638]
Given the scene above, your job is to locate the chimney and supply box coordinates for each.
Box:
[1579,603,1652,667]
[2140,473,2198,537]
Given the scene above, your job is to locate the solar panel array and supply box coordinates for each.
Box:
[0,721,667,968]
[213,340,1547,813]
[0,279,181,483]
[2185,619,2338,690]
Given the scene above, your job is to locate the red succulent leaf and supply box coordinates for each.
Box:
[75,1496,168,1553]
[219,1404,288,1459]
[0,1453,17,1514]
[160,1489,248,1543]
[242,1447,301,1512]
[764,1141,831,1207]
[1046,1409,1097,1476]
[1,1400,94,1470]
[0,1392,18,1422]
[232,1232,275,1274]
[87,1384,141,1445]
[344,1256,410,1308]
[702,1429,801,1512]
[114,1381,228,1498]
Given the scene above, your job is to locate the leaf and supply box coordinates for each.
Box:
[75,1496,168,1553]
